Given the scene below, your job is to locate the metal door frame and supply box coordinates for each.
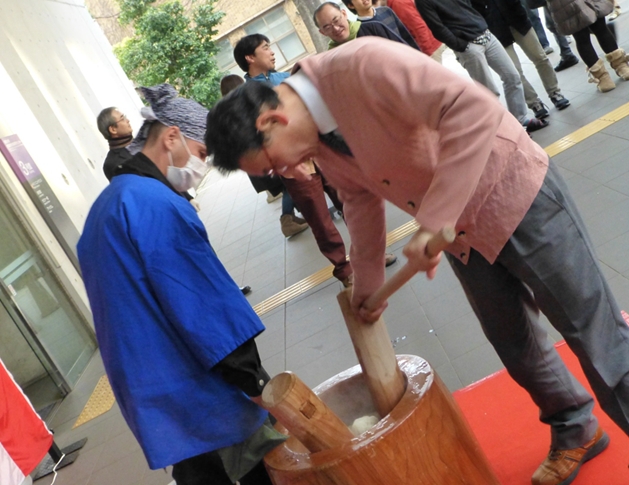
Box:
[0,280,71,395]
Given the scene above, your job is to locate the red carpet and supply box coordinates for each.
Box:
[454,340,629,484]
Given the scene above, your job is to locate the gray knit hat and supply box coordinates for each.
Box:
[128,84,208,154]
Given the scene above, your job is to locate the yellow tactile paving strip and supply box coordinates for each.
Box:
[544,102,629,157]
[73,374,115,428]
[74,101,629,427]
[253,220,420,316]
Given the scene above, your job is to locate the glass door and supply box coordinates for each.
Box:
[0,295,64,412]
[0,189,96,408]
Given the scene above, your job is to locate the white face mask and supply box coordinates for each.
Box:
[166,134,208,192]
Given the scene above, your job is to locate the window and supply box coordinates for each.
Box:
[215,38,244,76]
[215,7,308,75]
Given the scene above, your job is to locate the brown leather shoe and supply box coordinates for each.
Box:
[532,426,609,485]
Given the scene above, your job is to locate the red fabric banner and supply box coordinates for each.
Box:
[0,359,53,485]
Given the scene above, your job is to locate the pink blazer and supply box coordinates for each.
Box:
[293,38,549,300]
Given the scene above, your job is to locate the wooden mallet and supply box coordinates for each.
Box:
[339,227,456,417]
[260,227,456,449]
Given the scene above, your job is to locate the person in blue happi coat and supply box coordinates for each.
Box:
[78,84,285,485]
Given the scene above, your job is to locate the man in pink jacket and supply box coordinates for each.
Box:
[205,38,629,485]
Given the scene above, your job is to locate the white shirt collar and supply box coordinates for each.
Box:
[282,70,338,134]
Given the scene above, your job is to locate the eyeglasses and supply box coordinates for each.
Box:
[320,15,344,34]
[261,145,277,176]
[261,145,287,177]
[111,114,127,126]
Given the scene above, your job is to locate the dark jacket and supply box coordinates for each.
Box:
[103,146,133,181]
[415,0,488,52]
[472,0,532,47]
[357,19,411,45]
[360,7,421,50]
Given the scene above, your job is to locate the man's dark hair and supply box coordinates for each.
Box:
[220,74,245,97]
[340,0,355,10]
[145,121,168,147]
[97,107,117,140]
[233,34,271,73]
[313,2,343,27]
[205,81,280,174]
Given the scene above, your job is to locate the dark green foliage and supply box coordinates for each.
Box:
[114,0,225,108]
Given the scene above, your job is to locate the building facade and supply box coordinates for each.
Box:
[0,0,144,411]
[213,0,320,77]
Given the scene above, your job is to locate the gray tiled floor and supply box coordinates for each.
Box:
[36,12,629,484]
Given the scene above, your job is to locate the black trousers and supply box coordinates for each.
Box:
[573,16,618,67]
[172,450,273,485]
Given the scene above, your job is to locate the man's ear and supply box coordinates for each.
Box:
[255,110,289,134]
[245,54,255,67]
[162,126,180,151]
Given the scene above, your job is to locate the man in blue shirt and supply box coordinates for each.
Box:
[234,34,356,285]
[233,34,309,239]
[78,84,285,485]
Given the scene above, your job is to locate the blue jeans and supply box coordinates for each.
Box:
[281,188,295,216]
[543,7,575,60]
[526,4,550,49]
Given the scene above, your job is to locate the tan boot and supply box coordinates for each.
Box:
[588,58,616,92]
[605,48,629,80]
[280,214,308,238]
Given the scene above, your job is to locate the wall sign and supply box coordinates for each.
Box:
[0,134,80,272]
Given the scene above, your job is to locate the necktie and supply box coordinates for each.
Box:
[318,130,353,157]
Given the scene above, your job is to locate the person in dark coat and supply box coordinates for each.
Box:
[341,0,421,50]
[523,0,580,72]
[415,0,548,133]
[472,0,570,119]
[97,107,133,181]
[314,1,412,48]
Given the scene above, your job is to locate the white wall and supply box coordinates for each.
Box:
[0,0,143,309]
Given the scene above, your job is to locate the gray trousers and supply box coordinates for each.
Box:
[455,35,529,125]
[447,160,629,449]
[507,27,561,107]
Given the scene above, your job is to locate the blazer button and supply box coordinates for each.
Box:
[382,179,390,185]
[458,231,466,237]
[407,201,416,209]
[460,252,466,259]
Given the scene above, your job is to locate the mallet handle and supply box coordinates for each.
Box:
[363,227,456,312]
[338,290,406,417]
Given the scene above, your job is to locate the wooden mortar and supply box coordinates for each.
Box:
[264,355,500,485]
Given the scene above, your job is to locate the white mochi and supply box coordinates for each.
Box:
[349,414,380,436]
